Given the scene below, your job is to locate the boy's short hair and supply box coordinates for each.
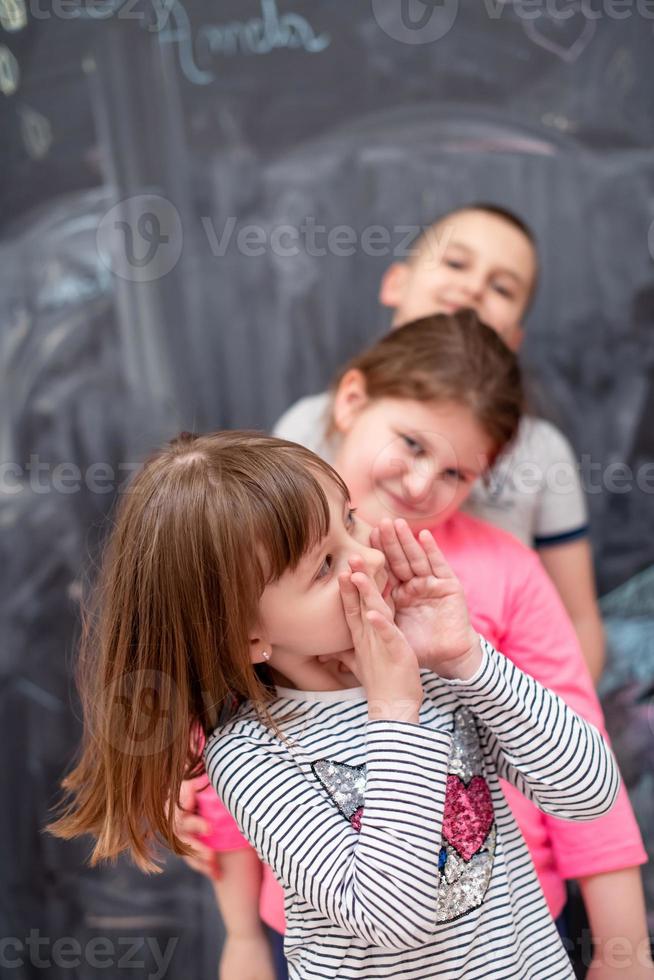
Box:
[411,202,538,254]
[464,203,537,249]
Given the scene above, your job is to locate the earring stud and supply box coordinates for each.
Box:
[261,650,271,662]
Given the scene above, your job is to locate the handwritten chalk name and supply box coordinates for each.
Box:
[158,0,330,85]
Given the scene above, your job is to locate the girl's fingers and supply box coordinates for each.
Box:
[416,528,456,580]
[376,519,413,580]
[366,609,397,633]
[369,526,381,552]
[176,813,210,838]
[391,519,434,577]
[365,610,413,658]
[339,573,365,645]
[393,576,444,605]
[335,650,358,677]
[339,572,362,619]
[403,575,438,595]
[350,571,394,622]
[377,518,433,580]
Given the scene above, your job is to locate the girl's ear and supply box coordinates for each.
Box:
[332,369,369,434]
[379,261,410,310]
[503,321,525,353]
[249,631,271,665]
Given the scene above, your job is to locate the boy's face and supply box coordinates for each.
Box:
[379,208,537,351]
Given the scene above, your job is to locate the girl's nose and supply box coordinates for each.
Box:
[462,274,485,300]
[402,458,434,502]
[358,540,386,579]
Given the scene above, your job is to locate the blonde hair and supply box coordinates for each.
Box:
[48,431,348,871]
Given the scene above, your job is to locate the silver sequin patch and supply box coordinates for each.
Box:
[311,706,495,923]
[312,760,366,822]
[436,707,495,922]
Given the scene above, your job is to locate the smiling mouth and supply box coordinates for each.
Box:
[384,488,433,517]
[438,298,479,316]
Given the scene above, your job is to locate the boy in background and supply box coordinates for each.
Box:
[180,205,651,980]
[276,204,605,682]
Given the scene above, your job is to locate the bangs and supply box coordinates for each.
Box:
[254,453,349,584]
[210,440,350,590]
[160,432,351,609]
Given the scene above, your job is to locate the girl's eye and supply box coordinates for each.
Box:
[443,468,465,482]
[347,508,357,529]
[445,258,465,270]
[401,434,424,454]
[316,554,333,580]
[493,282,514,299]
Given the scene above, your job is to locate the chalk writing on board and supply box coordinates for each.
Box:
[20,106,53,159]
[522,8,596,64]
[157,0,330,85]
[488,0,597,63]
[0,0,27,32]
[0,44,19,95]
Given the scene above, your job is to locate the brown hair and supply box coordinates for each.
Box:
[329,310,523,460]
[48,431,348,871]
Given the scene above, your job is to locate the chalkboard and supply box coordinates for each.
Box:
[2,2,654,976]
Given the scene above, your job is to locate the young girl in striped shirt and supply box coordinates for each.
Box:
[50,427,619,979]
[180,313,649,980]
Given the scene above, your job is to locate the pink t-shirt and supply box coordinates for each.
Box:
[197,511,646,933]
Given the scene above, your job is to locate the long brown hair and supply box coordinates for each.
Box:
[329,310,523,460]
[48,431,348,871]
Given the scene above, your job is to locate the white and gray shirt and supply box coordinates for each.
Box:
[206,639,618,980]
[273,392,588,550]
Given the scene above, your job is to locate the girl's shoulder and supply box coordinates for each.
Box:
[205,691,337,757]
[435,512,546,643]
[437,509,538,568]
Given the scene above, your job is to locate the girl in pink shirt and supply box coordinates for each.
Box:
[180,313,650,980]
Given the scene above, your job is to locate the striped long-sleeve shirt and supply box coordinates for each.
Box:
[205,637,619,980]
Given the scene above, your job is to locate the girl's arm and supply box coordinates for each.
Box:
[494,547,647,876]
[496,545,649,965]
[579,868,654,977]
[174,777,223,881]
[207,718,453,951]
[441,638,620,821]
[213,850,276,980]
[382,519,646,966]
[175,780,276,979]
[529,423,605,682]
[372,521,619,822]
[207,571,453,952]
[538,537,606,683]
[206,636,619,952]
[212,848,265,937]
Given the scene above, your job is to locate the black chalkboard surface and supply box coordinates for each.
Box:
[2,2,654,975]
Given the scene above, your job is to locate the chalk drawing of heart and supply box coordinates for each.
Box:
[523,8,596,64]
[442,774,494,861]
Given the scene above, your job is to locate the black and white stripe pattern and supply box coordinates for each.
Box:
[205,638,619,979]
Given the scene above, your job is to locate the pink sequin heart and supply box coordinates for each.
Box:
[350,807,363,832]
[442,774,493,861]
